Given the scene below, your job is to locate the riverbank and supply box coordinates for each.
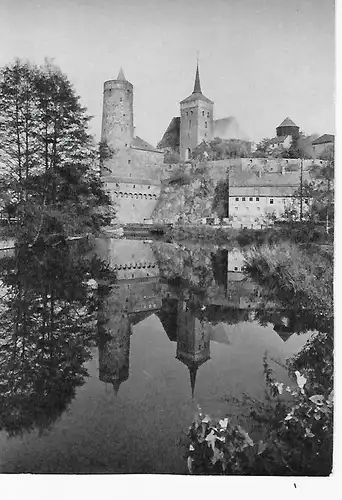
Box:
[186,238,333,476]
[160,221,333,248]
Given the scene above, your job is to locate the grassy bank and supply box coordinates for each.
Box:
[243,241,333,318]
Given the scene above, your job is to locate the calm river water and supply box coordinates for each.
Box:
[0,237,312,473]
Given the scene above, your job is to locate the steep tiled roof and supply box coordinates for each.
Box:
[229,167,312,189]
[180,63,213,104]
[131,136,160,152]
[312,134,334,145]
[180,92,214,105]
[158,117,180,149]
[277,117,298,128]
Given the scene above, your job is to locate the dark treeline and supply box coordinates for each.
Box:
[0,60,113,243]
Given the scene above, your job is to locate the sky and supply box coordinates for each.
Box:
[0,0,335,146]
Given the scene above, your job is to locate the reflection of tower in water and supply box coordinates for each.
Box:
[98,297,132,394]
[176,300,210,398]
[96,238,162,393]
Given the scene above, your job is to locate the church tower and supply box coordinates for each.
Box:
[179,63,214,161]
[100,68,134,175]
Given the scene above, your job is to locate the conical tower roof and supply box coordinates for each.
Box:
[193,63,202,94]
[277,117,298,128]
[180,62,213,105]
[117,67,126,81]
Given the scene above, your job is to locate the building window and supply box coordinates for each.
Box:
[207,112,210,118]
[128,160,131,164]
[242,197,246,201]
[234,266,238,271]
[256,197,259,201]
[186,112,188,116]
[235,197,239,201]
[249,197,253,201]
[202,111,205,116]
[129,173,131,177]
[235,206,238,210]
[148,185,150,189]
[270,199,274,204]
[120,98,122,102]
[133,185,135,188]
[257,207,260,211]
[123,114,126,117]
[305,199,309,204]
[191,110,193,115]
[189,120,192,128]
[205,122,208,128]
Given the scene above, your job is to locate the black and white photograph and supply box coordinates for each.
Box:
[0,0,336,486]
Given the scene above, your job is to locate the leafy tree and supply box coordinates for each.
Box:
[253,133,318,159]
[252,138,273,158]
[192,137,251,161]
[0,59,113,243]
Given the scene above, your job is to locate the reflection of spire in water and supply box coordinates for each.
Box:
[189,365,198,399]
[176,300,210,398]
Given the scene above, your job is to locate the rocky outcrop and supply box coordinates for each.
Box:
[152,176,219,224]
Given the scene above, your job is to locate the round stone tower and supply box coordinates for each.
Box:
[101,68,134,174]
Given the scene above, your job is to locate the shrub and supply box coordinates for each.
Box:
[186,355,333,475]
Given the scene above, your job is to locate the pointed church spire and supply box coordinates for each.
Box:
[193,61,202,94]
[112,379,122,395]
[117,67,126,81]
[189,365,198,398]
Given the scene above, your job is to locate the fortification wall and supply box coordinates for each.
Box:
[160,157,324,182]
[105,179,161,223]
[104,148,163,183]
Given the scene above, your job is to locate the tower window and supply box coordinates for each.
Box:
[205,122,208,128]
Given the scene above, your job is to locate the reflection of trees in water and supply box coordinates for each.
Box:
[0,241,115,436]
